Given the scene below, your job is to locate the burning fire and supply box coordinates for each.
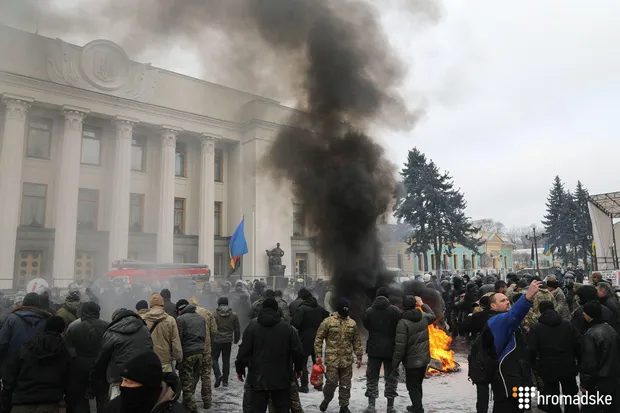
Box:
[427,323,457,374]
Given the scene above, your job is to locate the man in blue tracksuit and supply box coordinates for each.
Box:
[485,280,542,413]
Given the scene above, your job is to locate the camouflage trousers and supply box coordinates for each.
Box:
[365,358,398,400]
[242,378,303,413]
[180,352,212,413]
[323,365,353,408]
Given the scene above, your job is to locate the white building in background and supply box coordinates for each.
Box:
[0,25,325,289]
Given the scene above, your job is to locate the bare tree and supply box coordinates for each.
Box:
[472,219,507,234]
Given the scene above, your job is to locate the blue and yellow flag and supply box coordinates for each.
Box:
[229,217,248,269]
[543,240,551,257]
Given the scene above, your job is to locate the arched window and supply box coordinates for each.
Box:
[418,254,424,271]
[471,253,476,269]
[430,254,436,270]
[453,254,459,269]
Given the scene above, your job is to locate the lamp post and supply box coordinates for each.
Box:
[526,227,546,276]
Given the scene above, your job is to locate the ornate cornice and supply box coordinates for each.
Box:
[2,94,34,122]
[62,105,89,131]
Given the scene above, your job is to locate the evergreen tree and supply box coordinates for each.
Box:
[543,176,569,264]
[563,190,579,266]
[574,181,593,269]
[394,148,482,276]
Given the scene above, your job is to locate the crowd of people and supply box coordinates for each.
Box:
[0,270,618,413]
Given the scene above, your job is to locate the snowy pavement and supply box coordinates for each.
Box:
[206,352,481,413]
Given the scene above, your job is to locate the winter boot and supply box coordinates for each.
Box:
[222,379,228,387]
[364,398,376,413]
[314,384,323,391]
[387,398,395,413]
[299,384,310,393]
[320,400,330,412]
[214,376,222,388]
[340,406,352,413]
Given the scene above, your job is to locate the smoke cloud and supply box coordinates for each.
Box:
[0,0,434,308]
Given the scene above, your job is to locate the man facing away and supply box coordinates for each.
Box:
[363,287,401,413]
[143,294,183,373]
[315,298,363,413]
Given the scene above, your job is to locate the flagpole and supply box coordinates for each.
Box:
[252,206,256,281]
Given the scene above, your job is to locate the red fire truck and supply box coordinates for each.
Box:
[105,260,210,289]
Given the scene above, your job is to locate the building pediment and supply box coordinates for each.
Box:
[47,39,158,102]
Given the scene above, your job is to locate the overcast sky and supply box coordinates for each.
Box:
[11,0,620,229]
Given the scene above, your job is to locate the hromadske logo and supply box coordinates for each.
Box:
[513,385,614,410]
[512,386,534,410]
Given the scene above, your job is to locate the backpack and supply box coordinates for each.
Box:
[467,324,498,385]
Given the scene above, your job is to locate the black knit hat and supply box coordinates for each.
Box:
[263,298,278,310]
[538,300,554,314]
[23,292,40,307]
[176,299,189,312]
[583,301,603,320]
[376,287,390,298]
[135,300,148,311]
[45,316,66,333]
[218,296,229,306]
[121,351,163,388]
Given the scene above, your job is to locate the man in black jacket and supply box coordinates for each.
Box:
[160,289,177,319]
[597,281,620,335]
[289,288,310,320]
[64,302,110,413]
[90,309,153,400]
[526,301,580,413]
[236,298,304,413]
[104,351,187,413]
[292,289,329,393]
[212,296,241,388]
[1,316,71,413]
[572,285,614,336]
[362,287,401,413]
[580,301,620,413]
[392,296,435,413]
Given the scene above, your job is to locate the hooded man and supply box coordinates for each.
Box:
[392,295,436,413]
[315,298,363,413]
[362,287,401,413]
[91,309,153,400]
[143,294,183,373]
[212,297,240,388]
[526,301,580,413]
[292,287,329,393]
[104,351,187,413]
[160,289,177,319]
[580,301,620,412]
[64,302,109,413]
[236,298,304,413]
[56,290,81,331]
[175,299,210,412]
[289,288,311,320]
[0,316,71,413]
[229,281,252,332]
[0,293,51,377]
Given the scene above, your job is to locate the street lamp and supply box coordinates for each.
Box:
[526,226,547,276]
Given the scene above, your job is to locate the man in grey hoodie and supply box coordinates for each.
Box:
[212,297,240,388]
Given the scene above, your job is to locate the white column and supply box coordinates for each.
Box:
[198,135,218,270]
[156,126,181,263]
[0,94,33,289]
[108,116,137,265]
[53,106,89,287]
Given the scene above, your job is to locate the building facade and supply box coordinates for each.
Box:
[0,25,326,289]
[381,225,515,277]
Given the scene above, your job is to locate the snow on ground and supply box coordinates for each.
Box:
[206,352,481,413]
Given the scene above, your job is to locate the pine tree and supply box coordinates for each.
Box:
[574,181,593,269]
[563,190,579,266]
[543,176,569,264]
[394,148,482,276]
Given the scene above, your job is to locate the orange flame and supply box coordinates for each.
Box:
[427,323,457,374]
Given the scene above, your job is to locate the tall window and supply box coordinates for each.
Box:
[131,134,146,171]
[214,202,222,236]
[397,252,404,270]
[471,253,476,269]
[21,183,47,227]
[77,188,99,230]
[214,253,224,276]
[293,203,306,236]
[16,251,43,288]
[26,118,52,159]
[75,251,95,280]
[296,253,309,275]
[215,149,223,182]
[174,198,185,234]
[129,193,144,232]
[430,254,436,271]
[453,254,459,269]
[175,142,186,177]
[81,126,101,165]
[418,254,424,271]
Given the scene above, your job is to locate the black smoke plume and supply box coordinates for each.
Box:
[0,0,433,310]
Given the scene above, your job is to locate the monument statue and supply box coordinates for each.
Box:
[266,242,286,277]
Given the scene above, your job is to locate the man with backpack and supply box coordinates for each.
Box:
[142,294,183,373]
[479,280,541,413]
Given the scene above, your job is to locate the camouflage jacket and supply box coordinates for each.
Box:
[522,288,557,333]
[550,288,570,320]
[314,313,363,368]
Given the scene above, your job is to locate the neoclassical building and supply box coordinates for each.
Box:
[0,25,326,289]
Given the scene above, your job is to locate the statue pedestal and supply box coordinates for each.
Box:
[270,265,286,278]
